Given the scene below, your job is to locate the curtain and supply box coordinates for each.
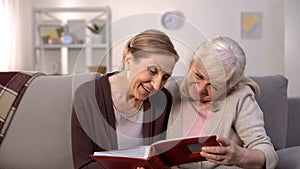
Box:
[0,0,21,71]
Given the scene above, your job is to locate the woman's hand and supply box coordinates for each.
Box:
[200,136,243,166]
[200,136,265,169]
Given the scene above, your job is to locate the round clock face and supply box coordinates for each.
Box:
[161,11,185,30]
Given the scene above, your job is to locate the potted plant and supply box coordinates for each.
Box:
[87,23,105,44]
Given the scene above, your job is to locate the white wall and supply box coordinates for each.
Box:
[20,0,291,92]
[285,0,300,97]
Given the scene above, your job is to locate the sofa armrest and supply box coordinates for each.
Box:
[276,146,300,169]
[286,98,300,147]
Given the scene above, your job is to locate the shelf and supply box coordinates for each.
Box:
[32,6,112,75]
[33,7,109,13]
[34,44,107,49]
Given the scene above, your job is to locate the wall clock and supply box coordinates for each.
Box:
[161,10,185,30]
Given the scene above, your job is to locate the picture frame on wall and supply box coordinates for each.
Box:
[241,12,262,39]
[39,25,64,45]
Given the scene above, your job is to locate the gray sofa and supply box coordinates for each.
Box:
[0,72,299,169]
[251,75,300,169]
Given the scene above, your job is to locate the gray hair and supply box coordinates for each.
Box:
[181,36,259,100]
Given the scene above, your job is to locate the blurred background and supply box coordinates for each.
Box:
[0,0,299,97]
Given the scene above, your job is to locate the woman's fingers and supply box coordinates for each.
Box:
[201,136,244,166]
[136,167,145,169]
[201,145,227,155]
[216,136,230,146]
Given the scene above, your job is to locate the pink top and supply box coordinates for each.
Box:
[182,100,210,137]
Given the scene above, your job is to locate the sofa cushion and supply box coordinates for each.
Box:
[286,98,300,147]
[276,146,300,169]
[250,75,288,150]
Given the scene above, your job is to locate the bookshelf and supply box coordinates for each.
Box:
[32,7,111,75]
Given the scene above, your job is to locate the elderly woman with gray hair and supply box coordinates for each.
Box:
[166,36,278,169]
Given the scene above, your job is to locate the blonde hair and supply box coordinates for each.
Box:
[181,36,259,101]
[120,29,179,70]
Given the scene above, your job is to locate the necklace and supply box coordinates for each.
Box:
[113,103,143,117]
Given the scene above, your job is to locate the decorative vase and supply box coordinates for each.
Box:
[91,34,103,44]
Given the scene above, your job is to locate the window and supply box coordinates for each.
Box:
[0,0,20,71]
[0,0,11,71]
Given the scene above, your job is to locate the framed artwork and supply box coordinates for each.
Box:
[39,25,64,45]
[241,12,262,39]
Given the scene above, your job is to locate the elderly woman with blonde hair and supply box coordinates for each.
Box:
[166,36,278,169]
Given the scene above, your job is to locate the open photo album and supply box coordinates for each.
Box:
[91,135,219,168]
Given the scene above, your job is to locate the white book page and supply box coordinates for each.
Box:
[93,146,151,159]
[152,136,199,145]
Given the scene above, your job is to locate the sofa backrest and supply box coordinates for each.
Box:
[250,75,288,150]
[0,73,97,169]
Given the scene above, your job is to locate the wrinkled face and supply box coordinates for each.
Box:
[127,53,176,101]
[187,61,223,103]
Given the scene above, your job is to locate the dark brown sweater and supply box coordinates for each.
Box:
[71,73,173,169]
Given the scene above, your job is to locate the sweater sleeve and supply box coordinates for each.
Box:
[234,88,278,169]
[71,81,107,169]
[71,105,106,169]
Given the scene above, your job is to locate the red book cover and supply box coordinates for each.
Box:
[91,135,219,169]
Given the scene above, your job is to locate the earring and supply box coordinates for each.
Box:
[126,70,131,80]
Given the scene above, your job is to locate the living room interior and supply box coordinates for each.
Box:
[0,0,300,168]
[0,0,299,97]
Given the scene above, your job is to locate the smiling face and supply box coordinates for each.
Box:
[126,53,176,101]
[186,61,224,103]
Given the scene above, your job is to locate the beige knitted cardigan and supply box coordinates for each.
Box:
[165,77,278,169]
